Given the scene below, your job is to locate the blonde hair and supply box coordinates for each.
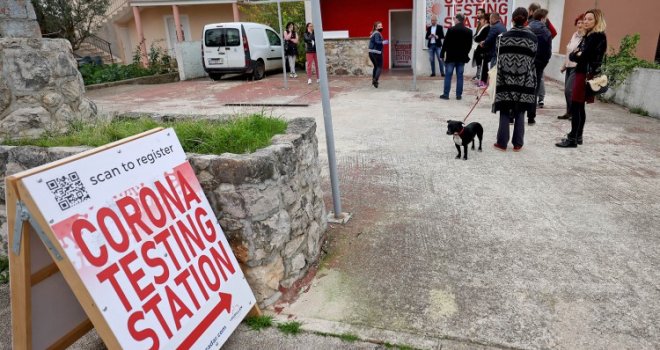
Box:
[585,8,606,34]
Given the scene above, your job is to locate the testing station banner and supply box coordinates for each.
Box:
[22,129,255,349]
[426,0,513,30]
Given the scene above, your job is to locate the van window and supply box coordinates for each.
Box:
[205,28,240,47]
[266,29,281,46]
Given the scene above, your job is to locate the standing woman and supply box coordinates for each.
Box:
[473,14,490,87]
[556,9,607,148]
[304,22,319,84]
[368,21,386,88]
[492,7,537,152]
[558,14,585,120]
[284,22,299,78]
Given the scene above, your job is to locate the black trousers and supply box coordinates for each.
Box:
[369,52,383,82]
[568,102,587,139]
[527,64,546,121]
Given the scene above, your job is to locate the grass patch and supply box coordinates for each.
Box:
[277,321,302,335]
[3,114,288,155]
[630,107,649,116]
[0,255,8,284]
[338,332,359,342]
[244,315,273,331]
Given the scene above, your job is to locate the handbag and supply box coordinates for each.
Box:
[586,74,608,95]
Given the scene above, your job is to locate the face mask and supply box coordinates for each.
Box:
[377,28,383,32]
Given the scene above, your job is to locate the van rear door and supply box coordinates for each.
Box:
[203,25,244,69]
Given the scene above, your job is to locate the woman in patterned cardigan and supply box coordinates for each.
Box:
[492,7,538,152]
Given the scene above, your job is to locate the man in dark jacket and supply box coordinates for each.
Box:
[480,13,506,68]
[439,14,473,100]
[527,9,552,124]
[426,15,445,77]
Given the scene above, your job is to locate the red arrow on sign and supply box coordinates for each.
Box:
[177,292,233,350]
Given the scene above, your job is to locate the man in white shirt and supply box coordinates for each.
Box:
[426,15,445,77]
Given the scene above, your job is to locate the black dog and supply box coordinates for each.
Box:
[446,120,483,160]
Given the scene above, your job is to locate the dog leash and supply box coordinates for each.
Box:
[462,86,489,123]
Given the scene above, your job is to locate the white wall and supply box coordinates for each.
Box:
[176,41,207,80]
[606,68,660,118]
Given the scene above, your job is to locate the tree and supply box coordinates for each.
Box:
[238,1,306,63]
[31,0,110,51]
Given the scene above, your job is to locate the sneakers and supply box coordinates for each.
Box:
[513,145,523,152]
[456,96,462,100]
[439,95,449,100]
[308,78,312,85]
[538,99,544,108]
[528,119,536,125]
[430,73,436,77]
[493,143,506,151]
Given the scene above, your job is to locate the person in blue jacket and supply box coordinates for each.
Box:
[479,13,506,68]
[368,21,387,88]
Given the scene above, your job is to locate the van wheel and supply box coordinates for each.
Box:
[209,73,223,81]
[253,60,265,80]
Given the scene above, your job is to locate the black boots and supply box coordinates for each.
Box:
[555,137,578,148]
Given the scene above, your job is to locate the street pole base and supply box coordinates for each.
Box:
[327,212,353,224]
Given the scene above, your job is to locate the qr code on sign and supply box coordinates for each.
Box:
[46,172,91,211]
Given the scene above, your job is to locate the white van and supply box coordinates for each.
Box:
[202,22,284,81]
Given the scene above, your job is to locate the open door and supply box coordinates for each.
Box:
[389,10,412,69]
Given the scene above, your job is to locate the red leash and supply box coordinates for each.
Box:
[463,86,489,123]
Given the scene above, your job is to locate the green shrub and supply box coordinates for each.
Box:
[603,34,660,88]
[4,114,288,155]
[79,41,175,85]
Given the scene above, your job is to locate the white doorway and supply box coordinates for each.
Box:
[389,9,412,69]
[164,15,191,56]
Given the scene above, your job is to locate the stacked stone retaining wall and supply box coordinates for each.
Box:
[0,117,327,307]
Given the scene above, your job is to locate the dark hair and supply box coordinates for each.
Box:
[482,13,491,22]
[574,13,585,26]
[528,2,541,14]
[533,8,548,21]
[477,8,485,14]
[285,22,295,31]
[456,13,465,22]
[306,22,313,30]
[511,7,528,26]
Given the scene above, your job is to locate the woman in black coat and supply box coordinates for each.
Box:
[556,8,607,148]
[472,15,490,86]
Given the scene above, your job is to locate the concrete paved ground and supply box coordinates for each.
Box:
[2,71,658,349]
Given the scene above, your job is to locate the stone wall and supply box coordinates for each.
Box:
[0,0,41,38]
[0,118,327,307]
[0,37,98,140]
[324,38,372,76]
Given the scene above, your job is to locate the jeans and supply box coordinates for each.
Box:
[443,62,465,97]
[287,55,296,74]
[306,52,319,78]
[496,109,525,148]
[527,64,546,121]
[428,44,445,75]
[564,67,576,113]
[489,56,497,69]
[369,53,383,82]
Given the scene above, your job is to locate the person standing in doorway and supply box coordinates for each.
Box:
[492,7,537,152]
[480,13,506,69]
[284,22,299,78]
[426,15,445,77]
[556,9,607,148]
[439,13,473,100]
[304,22,319,85]
[368,21,387,88]
[526,8,552,125]
[558,14,585,120]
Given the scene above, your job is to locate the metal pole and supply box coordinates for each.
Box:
[311,0,342,217]
[277,0,288,88]
[411,0,417,90]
